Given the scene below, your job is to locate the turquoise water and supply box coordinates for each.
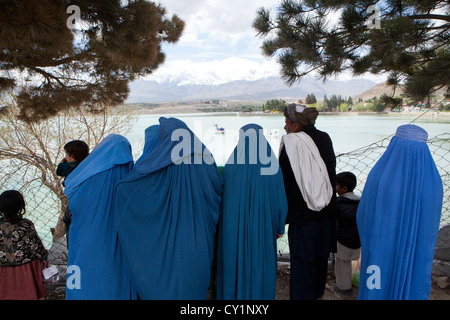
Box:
[126,113,449,163]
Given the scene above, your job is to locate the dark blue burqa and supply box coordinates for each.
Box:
[64,134,137,300]
[135,125,159,166]
[357,125,443,300]
[115,117,223,300]
[216,124,288,300]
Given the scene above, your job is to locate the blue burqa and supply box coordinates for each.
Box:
[64,134,137,300]
[357,125,443,300]
[216,124,288,300]
[114,117,223,300]
[135,125,159,166]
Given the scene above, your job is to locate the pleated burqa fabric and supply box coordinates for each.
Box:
[357,124,443,300]
[216,124,288,300]
[114,117,223,300]
[64,134,137,300]
[135,125,159,166]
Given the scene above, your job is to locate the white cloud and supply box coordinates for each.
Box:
[149,56,281,85]
[149,0,283,84]
[151,1,386,85]
[159,0,278,44]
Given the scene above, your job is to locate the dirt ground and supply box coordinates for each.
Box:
[45,262,450,300]
[275,263,450,300]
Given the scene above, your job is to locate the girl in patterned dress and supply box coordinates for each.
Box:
[0,190,49,300]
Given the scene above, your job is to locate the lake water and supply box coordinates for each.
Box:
[126,112,450,165]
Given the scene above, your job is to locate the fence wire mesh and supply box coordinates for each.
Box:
[276,132,450,254]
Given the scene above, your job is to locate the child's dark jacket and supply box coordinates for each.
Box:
[336,194,361,249]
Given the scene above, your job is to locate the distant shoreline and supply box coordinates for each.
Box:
[133,106,450,119]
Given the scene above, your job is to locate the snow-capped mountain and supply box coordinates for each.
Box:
[126,76,380,103]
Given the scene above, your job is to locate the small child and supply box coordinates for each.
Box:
[0,190,49,300]
[56,140,89,247]
[332,171,361,296]
[56,140,90,186]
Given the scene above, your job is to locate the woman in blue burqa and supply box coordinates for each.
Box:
[114,117,223,300]
[64,134,137,300]
[357,124,443,300]
[134,125,159,166]
[216,124,288,300]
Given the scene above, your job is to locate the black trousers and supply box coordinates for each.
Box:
[289,253,328,300]
[288,221,332,300]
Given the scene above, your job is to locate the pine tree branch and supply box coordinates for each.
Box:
[408,14,450,22]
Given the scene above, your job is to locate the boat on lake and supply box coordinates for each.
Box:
[214,123,225,134]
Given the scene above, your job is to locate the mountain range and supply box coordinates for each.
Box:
[126,76,381,104]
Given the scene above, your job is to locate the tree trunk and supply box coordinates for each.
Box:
[52,196,68,243]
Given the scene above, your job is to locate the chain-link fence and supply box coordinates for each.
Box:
[276,132,450,254]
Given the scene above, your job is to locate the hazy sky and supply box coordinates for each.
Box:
[150,0,385,85]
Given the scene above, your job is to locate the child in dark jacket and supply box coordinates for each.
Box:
[332,171,361,296]
[56,140,89,247]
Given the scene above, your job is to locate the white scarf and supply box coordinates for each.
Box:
[280,132,333,212]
